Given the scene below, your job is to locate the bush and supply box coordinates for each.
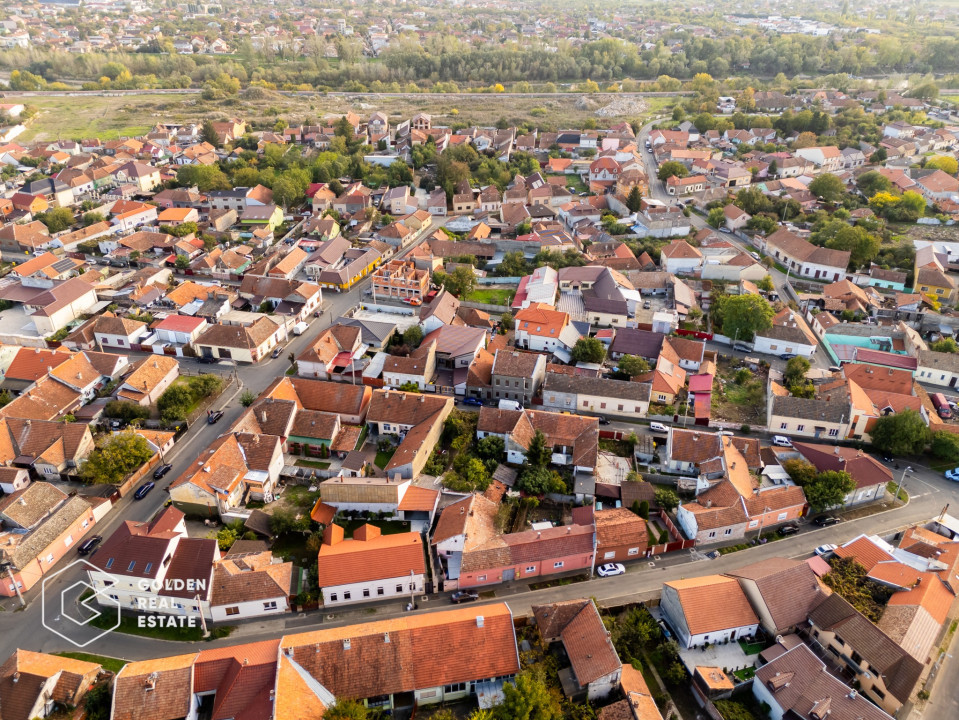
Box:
[104,400,150,422]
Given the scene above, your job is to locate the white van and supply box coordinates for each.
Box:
[649,422,669,434]
[498,399,523,411]
[772,435,793,447]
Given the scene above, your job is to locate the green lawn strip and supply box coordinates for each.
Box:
[337,519,410,538]
[737,638,766,655]
[89,611,233,642]
[886,480,910,501]
[295,459,331,469]
[466,288,513,305]
[54,652,127,674]
[374,449,395,469]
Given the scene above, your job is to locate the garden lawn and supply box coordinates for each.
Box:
[337,519,411,538]
[54,652,126,674]
[466,288,513,306]
[374,448,395,469]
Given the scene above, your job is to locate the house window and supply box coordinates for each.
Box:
[600,402,606,409]
[377,587,384,596]
[396,584,403,592]
[445,682,467,694]
[526,566,536,573]
[619,405,624,411]
[582,400,588,407]
[64,535,73,547]
[708,531,716,538]
[553,561,564,568]
[797,424,804,432]
[127,561,136,572]
[604,551,616,559]
[828,429,839,437]
[330,593,338,602]
[263,601,277,611]
[628,548,640,556]
[225,607,240,616]
[724,529,733,536]
[343,591,351,600]
[478,575,487,582]
[363,589,370,598]
[777,512,788,521]
[45,553,54,563]
[780,422,788,429]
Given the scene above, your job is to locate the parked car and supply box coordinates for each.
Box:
[461,397,483,407]
[405,297,422,306]
[656,620,673,640]
[812,515,841,527]
[719,227,732,234]
[450,591,479,604]
[77,535,103,555]
[945,468,959,481]
[596,563,626,577]
[271,346,283,359]
[778,524,800,536]
[649,422,669,434]
[771,435,793,447]
[779,353,797,361]
[153,463,172,480]
[733,341,754,353]
[643,300,651,310]
[197,355,216,364]
[815,544,838,557]
[133,481,156,500]
[207,410,224,424]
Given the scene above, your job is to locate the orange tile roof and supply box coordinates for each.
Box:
[833,535,895,571]
[888,574,954,625]
[5,347,73,383]
[396,485,439,512]
[317,527,425,586]
[665,575,758,635]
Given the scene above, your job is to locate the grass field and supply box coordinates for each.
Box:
[54,651,127,674]
[466,288,513,305]
[17,90,683,143]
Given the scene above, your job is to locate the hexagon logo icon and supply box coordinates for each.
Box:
[41,558,121,648]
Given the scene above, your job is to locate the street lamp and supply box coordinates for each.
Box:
[894,466,913,502]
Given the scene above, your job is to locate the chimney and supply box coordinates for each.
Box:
[323,524,344,546]
[343,639,351,650]
[476,616,484,628]
[145,672,158,691]
[384,633,390,643]
[12,672,19,683]
[706,500,712,509]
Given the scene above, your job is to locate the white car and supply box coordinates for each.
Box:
[772,435,793,447]
[649,422,669,434]
[945,468,959,481]
[814,544,838,557]
[596,563,626,577]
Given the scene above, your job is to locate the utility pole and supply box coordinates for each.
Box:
[756,506,772,541]
[894,466,913,503]
[409,569,416,611]
[195,593,209,638]
[2,563,25,608]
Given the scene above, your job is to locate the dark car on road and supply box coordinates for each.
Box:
[133,481,156,500]
[461,397,483,407]
[271,346,283,359]
[450,591,479,604]
[778,524,800,536]
[812,515,841,527]
[779,353,797,361]
[197,355,216,364]
[153,463,172,480]
[77,535,103,555]
[207,410,224,424]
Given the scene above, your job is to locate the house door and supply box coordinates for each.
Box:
[502,568,516,582]
[950,377,957,388]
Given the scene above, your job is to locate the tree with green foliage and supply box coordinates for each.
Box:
[104,400,150,423]
[39,207,75,233]
[397,381,422,393]
[571,337,606,364]
[808,173,846,203]
[516,466,565,495]
[493,668,563,720]
[856,171,893,198]
[157,384,195,423]
[625,185,643,213]
[83,211,105,227]
[403,325,423,348]
[433,265,476,298]
[707,206,726,228]
[200,119,221,148]
[500,312,514,331]
[806,470,856,511]
[927,156,959,175]
[783,458,818,486]
[213,521,244,551]
[784,356,811,388]
[654,487,680,512]
[931,431,959,463]
[870,409,930,456]
[618,354,650,378]
[526,430,551,468]
[84,684,112,720]
[175,254,190,270]
[657,161,688,181]
[498,251,530,277]
[716,293,774,343]
[240,390,257,407]
[757,275,775,292]
[324,699,370,720]
[814,220,880,270]
[82,433,153,484]
[930,338,958,353]
[477,435,505,463]
[638,500,649,520]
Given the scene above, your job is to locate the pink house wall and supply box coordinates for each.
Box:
[459,550,594,589]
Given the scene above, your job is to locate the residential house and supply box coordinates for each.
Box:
[1,418,95,480]
[514,266,559,310]
[259,376,372,425]
[533,600,623,700]
[115,355,179,406]
[724,557,827,635]
[660,575,760,649]
[365,389,454,479]
[372,259,430,301]
[754,644,894,720]
[476,407,599,474]
[490,349,548,405]
[152,314,208,346]
[542,373,651,420]
[194,316,287,363]
[0,650,102,720]
[766,392,851,442]
[753,308,819,358]
[383,341,437,390]
[514,304,581,357]
[764,228,850,282]
[267,247,308,280]
[915,169,959,205]
[594,508,648,563]
[420,289,462,334]
[210,546,293,622]
[665,174,707,195]
[660,239,703,274]
[91,312,148,349]
[791,441,891,507]
[794,146,843,173]
[19,276,100,335]
[317,523,425,606]
[297,324,364,379]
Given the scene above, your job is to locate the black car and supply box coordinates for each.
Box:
[450,591,479,604]
[812,515,841,527]
[77,535,103,555]
[207,410,224,424]
[153,463,173,480]
[780,353,797,361]
[778,524,800,536]
[197,355,216,364]
[598,417,611,425]
[134,481,156,500]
